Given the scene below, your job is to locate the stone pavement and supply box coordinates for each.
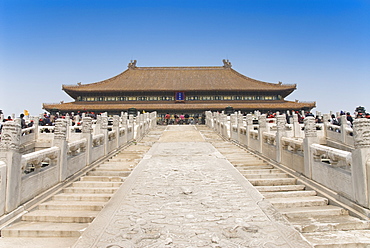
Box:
[73,125,310,247]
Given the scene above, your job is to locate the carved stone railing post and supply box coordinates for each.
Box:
[237,113,244,143]
[276,115,287,163]
[112,115,120,148]
[95,115,102,135]
[31,116,40,141]
[122,112,128,129]
[143,112,148,133]
[53,119,68,181]
[340,115,347,143]
[303,116,318,178]
[352,118,370,208]
[101,114,109,155]
[215,112,220,132]
[221,113,229,139]
[135,113,141,140]
[292,113,301,138]
[322,113,330,142]
[257,115,267,153]
[128,114,134,142]
[229,113,236,140]
[82,117,93,165]
[64,114,71,140]
[245,114,253,147]
[0,121,22,213]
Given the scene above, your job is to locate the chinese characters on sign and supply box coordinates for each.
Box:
[175,92,185,102]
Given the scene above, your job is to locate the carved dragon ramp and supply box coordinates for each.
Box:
[73,125,310,248]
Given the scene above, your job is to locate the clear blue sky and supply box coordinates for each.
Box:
[1,0,369,117]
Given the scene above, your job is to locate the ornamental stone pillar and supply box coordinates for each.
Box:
[95,115,102,135]
[352,118,370,208]
[112,115,120,148]
[82,117,93,165]
[64,114,71,140]
[221,113,229,139]
[340,115,347,143]
[237,113,244,143]
[276,115,287,163]
[230,113,237,140]
[101,114,109,155]
[303,116,318,178]
[128,115,134,142]
[257,115,267,153]
[53,119,68,181]
[245,114,253,147]
[292,113,301,138]
[31,116,40,141]
[120,113,128,144]
[0,121,22,213]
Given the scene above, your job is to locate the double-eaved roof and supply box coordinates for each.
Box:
[44,60,315,113]
[62,60,296,99]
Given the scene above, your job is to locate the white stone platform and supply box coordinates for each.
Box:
[73,126,310,247]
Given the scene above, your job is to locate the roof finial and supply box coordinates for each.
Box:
[222,59,232,68]
[128,60,137,69]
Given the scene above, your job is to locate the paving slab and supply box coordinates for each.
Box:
[73,126,311,247]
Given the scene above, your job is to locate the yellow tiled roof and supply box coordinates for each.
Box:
[62,65,296,98]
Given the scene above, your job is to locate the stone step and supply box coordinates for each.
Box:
[87,170,131,177]
[1,221,88,237]
[0,237,78,248]
[234,165,274,170]
[64,187,119,194]
[303,230,370,247]
[262,190,317,198]
[255,184,306,192]
[238,169,282,174]
[111,157,142,162]
[80,176,124,182]
[87,169,131,177]
[53,193,113,202]
[224,156,260,160]
[278,205,349,218]
[93,166,132,171]
[38,200,106,211]
[72,181,123,187]
[106,159,135,164]
[289,215,370,233]
[243,173,290,179]
[231,161,268,166]
[249,177,297,186]
[269,196,329,209]
[21,210,98,223]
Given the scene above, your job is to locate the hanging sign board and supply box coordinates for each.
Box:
[175,91,185,102]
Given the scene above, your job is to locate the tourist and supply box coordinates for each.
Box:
[165,113,170,125]
[20,114,27,129]
[346,112,353,127]
[184,113,189,124]
[174,114,179,124]
[330,114,340,126]
[180,114,185,124]
[27,120,34,128]
[194,113,199,124]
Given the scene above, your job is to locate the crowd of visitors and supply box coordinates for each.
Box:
[1,106,370,135]
[163,113,206,125]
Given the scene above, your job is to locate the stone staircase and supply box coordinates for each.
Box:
[198,126,370,247]
[0,130,160,248]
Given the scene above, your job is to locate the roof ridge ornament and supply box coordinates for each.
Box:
[128,60,137,69]
[222,59,232,68]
